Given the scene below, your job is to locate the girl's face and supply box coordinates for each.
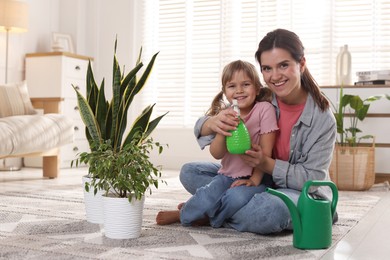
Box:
[260,48,306,104]
[224,70,259,116]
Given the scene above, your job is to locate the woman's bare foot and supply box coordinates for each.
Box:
[156,210,180,225]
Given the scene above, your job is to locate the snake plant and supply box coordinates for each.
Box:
[71,39,168,200]
[73,39,167,153]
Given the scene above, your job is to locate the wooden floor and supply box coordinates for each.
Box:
[322,188,390,259]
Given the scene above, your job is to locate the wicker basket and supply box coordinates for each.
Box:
[329,143,375,191]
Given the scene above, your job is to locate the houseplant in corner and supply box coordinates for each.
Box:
[72,39,168,238]
[328,87,389,191]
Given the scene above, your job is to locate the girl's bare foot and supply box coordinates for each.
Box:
[156,210,180,225]
[177,202,185,210]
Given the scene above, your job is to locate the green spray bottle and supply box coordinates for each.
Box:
[226,99,251,154]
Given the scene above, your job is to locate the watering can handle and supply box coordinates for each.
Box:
[302,180,338,218]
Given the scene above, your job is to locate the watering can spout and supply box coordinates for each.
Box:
[266,188,302,238]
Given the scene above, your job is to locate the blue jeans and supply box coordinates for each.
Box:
[179,173,267,227]
[180,162,299,234]
[211,182,268,228]
[179,161,221,195]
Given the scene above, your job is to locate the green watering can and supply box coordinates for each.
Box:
[266,180,338,249]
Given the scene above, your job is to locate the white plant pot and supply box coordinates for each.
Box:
[82,176,104,224]
[102,194,145,239]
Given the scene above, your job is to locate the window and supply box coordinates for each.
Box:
[140,0,390,128]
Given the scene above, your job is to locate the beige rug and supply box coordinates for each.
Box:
[0,169,388,259]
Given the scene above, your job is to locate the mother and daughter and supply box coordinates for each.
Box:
[156,28,337,234]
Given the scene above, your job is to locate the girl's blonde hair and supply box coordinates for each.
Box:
[206,60,272,116]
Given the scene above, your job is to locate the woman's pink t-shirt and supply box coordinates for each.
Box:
[218,101,278,178]
[273,98,305,161]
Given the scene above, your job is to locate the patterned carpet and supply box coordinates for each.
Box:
[0,168,389,260]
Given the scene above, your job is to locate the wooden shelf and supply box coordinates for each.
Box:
[26,52,93,61]
[343,113,390,118]
[321,85,390,89]
[31,97,64,114]
[355,143,390,148]
[322,85,390,118]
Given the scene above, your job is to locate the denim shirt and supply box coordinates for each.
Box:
[194,93,336,200]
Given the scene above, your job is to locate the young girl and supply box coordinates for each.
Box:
[156,60,278,227]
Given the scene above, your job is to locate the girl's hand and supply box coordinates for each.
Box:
[205,107,239,136]
[230,179,256,187]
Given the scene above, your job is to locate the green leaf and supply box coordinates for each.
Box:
[73,87,101,146]
[86,61,99,113]
[111,54,122,151]
[144,111,169,140]
[96,79,108,139]
[365,95,383,102]
[334,112,344,134]
[348,96,364,111]
[121,62,143,92]
[359,135,374,140]
[122,104,155,147]
[356,104,369,121]
[133,52,159,97]
[340,94,352,107]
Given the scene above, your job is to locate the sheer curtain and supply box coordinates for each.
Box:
[140,0,390,128]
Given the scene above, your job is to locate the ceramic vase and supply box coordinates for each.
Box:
[336,44,352,85]
[82,176,104,224]
[102,194,145,239]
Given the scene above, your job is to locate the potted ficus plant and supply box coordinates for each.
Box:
[72,38,168,238]
[328,87,390,190]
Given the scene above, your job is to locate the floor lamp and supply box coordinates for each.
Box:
[0,0,28,171]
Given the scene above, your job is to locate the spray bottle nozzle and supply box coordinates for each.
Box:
[232,99,240,116]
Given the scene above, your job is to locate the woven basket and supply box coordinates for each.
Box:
[329,143,375,191]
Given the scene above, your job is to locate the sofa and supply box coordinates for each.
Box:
[0,81,74,178]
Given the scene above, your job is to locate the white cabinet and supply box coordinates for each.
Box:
[25,52,93,168]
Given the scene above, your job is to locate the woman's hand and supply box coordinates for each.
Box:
[202,107,239,137]
[240,143,265,167]
[240,143,275,174]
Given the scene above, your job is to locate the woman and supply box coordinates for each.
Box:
[168,28,337,234]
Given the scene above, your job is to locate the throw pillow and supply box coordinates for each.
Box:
[0,81,37,118]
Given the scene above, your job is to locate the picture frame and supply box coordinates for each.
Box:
[52,32,74,53]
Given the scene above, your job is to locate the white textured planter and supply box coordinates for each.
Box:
[82,176,104,224]
[102,194,145,239]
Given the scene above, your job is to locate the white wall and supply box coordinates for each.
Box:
[0,0,138,89]
[0,0,214,170]
[0,0,59,83]
[149,128,218,169]
[4,1,388,173]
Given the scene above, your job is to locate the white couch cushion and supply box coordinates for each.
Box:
[0,81,37,118]
[0,114,74,157]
